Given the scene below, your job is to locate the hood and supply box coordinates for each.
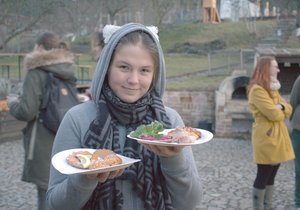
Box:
[23,48,75,79]
[90,22,166,103]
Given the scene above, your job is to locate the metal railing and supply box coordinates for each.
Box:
[206,49,255,76]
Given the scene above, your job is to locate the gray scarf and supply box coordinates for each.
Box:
[83,84,174,210]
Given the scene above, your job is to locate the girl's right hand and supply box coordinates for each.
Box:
[87,169,124,183]
[275,103,283,110]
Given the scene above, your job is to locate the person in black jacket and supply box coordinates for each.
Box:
[7,31,76,210]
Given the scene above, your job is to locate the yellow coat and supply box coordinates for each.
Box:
[248,84,295,164]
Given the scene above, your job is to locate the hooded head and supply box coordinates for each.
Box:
[90,23,166,103]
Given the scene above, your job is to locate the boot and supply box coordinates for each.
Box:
[264,185,273,210]
[253,187,265,210]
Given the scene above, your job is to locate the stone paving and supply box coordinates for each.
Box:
[194,138,295,210]
[0,137,296,210]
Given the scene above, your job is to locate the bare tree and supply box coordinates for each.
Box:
[150,0,177,26]
[59,0,106,35]
[103,0,129,24]
[0,0,65,50]
[178,0,200,22]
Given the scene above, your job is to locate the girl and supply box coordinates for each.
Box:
[47,23,202,210]
[247,56,294,210]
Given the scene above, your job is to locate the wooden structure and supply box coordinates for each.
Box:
[202,0,221,23]
[0,53,25,81]
[76,64,92,84]
[0,53,92,84]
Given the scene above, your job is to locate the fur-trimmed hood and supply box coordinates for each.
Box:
[24,48,75,79]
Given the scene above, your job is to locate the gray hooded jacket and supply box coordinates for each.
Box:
[47,23,202,210]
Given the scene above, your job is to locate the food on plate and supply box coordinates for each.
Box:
[0,100,9,112]
[130,121,202,143]
[168,127,201,143]
[66,149,122,169]
[77,94,90,102]
[90,149,122,169]
[130,120,166,140]
[66,150,93,169]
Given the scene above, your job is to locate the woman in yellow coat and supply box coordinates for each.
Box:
[247,55,294,210]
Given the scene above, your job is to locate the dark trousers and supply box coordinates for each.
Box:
[253,164,280,189]
[37,186,49,210]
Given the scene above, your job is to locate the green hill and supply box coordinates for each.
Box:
[158,19,299,90]
[160,20,277,51]
[3,19,300,91]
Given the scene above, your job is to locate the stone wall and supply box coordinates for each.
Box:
[0,111,25,142]
[163,90,215,130]
[1,89,239,141]
[162,78,255,139]
[1,91,216,142]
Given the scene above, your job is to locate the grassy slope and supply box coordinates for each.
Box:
[4,19,299,90]
[159,20,279,90]
[160,20,277,50]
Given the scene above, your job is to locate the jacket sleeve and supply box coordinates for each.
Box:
[47,105,203,210]
[279,95,292,118]
[290,76,300,120]
[160,107,202,209]
[47,105,99,210]
[9,69,45,121]
[249,86,287,122]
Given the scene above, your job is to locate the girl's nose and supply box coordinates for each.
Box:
[127,72,139,83]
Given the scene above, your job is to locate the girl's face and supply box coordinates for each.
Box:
[270,59,280,78]
[107,43,155,103]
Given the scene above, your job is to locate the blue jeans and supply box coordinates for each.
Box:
[291,129,300,207]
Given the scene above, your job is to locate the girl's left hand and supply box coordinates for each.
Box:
[6,94,19,106]
[140,143,184,157]
[87,169,124,183]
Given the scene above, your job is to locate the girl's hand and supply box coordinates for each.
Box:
[275,104,282,110]
[87,169,124,183]
[140,143,184,157]
[6,94,19,106]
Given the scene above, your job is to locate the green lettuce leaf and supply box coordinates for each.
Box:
[130,120,164,138]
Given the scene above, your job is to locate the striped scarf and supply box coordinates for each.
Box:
[83,84,174,210]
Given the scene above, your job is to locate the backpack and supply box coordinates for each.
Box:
[39,72,80,133]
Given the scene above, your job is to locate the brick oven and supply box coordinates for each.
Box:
[215,73,252,138]
[214,48,300,139]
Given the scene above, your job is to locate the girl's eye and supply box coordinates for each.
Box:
[141,68,152,74]
[119,65,129,70]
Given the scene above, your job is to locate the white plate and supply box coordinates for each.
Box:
[128,128,213,146]
[51,148,141,175]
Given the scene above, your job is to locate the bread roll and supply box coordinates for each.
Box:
[66,149,122,169]
[89,149,122,169]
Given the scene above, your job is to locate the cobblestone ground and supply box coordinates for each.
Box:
[0,139,37,210]
[194,138,295,210]
[0,138,296,210]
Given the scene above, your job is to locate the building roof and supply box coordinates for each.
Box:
[255,47,300,62]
